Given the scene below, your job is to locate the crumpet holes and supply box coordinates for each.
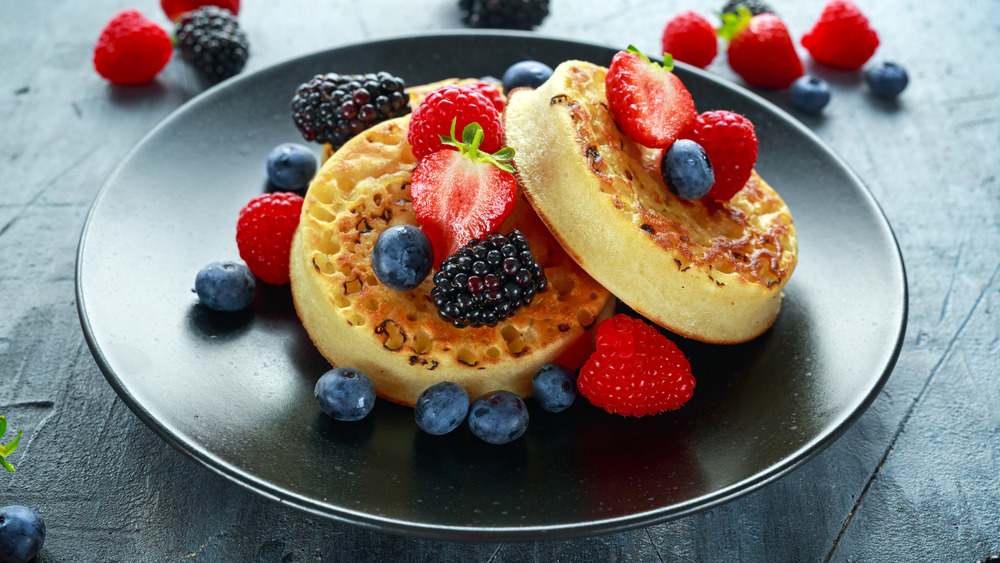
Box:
[412,331,432,354]
[485,346,501,359]
[309,205,335,223]
[501,325,525,355]
[456,348,477,366]
[376,320,405,350]
[347,312,366,326]
[363,297,379,312]
[578,309,595,328]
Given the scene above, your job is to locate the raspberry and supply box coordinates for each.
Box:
[407,85,504,161]
[93,10,173,86]
[466,81,506,112]
[661,11,718,69]
[678,110,758,201]
[801,0,879,70]
[577,315,695,417]
[235,192,304,285]
[175,6,249,82]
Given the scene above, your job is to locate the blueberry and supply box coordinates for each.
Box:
[314,367,376,421]
[789,75,831,115]
[194,261,256,312]
[502,60,554,92]
[266,143,318,191]
[414,382,470,435]
[0,505,45,563]
[372,225,434,291]
[468,390,529,444]
[531,363,577,413]
[660,139,714,200]
[865,61,908,99]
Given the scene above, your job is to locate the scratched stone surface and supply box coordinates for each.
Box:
[1,0,998,561]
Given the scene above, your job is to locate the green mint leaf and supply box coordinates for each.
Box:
[0,415,6,438]
[0,457,13,473]
[5,429,20,455]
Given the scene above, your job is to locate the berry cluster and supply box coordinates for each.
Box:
[430,231,547,328]
[458,0,550,30]
[291,72,410,151]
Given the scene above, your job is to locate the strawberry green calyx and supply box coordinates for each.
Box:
[718,6,753,42]
[0,415,22,472]
[626,44,675,72]
[439,119,516,173]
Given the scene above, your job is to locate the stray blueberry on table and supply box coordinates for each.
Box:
[414,382,470,435]
[531,363,577,413]
[0,505,45,563]
[468,390,529,444]
[502,60,554,92]
[194,261,255,312]
[789,75,831,115]
[372,225,435,292]
[865,61,908,99]
[660,139,714,201]
[314,368,376,422]
[266,143,317,191]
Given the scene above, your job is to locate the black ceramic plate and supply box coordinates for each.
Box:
[76,32,907,540]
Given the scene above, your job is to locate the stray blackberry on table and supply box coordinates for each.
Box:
[458,0,550,30]
[175,6,249,82]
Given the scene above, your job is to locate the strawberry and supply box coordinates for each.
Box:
[605,46,697,149]
[720,8,804,89]
[577,314,695,417]
[410,121,517,265]
[93,10,173,86]
[236,192,304,285]
[660,11,718,69]
[407,85,504,161]
[801,0,880,70]
[161,0,240,22]
[678,110,758,201]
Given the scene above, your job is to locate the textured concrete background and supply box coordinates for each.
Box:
[2,0,998,560]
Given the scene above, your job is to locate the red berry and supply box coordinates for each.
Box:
[679,110,758,201]
[466,81,506,113]
[801,0,880,70]
[161,0,240,22]
[722,11,803,89]
[410,123,517,265]
[661,11,718,69]
[605,46,698,149]
[577,314,695,417]
[407,85,504,161]
[236,192,304,285]
[93,10,173,86]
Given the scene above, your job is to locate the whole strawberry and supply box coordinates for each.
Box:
[801,0,880,70]
[410,121,517,264]
[161,0,240,22]
[720,9,803,89]
[236,192,304,285]
[605,46,697,149]
[679,110,758,201]
[93,10,173,86]
[577,314,695,417]
[661,11,718,69]
[407,85,504,161]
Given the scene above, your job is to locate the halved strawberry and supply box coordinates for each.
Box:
[605,46,697,149]
[410,121,517,265]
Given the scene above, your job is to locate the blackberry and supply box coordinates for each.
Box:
[290,71,410,151]
[430,231,547,328]
[458,0,550,30]
[721,0,775,16]
[175,6,249,82]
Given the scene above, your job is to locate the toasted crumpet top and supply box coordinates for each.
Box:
[503,60,798,344]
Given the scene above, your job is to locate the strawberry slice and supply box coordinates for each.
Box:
[410,121,517,265]
[605,46,698,149]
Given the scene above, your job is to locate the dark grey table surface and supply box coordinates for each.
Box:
[2,0,998,561]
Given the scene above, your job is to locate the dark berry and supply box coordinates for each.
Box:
[175,6,249,82]
[721,0,775,16]
[430,231,546,328]
[459,0,550,30]
[660,139,714,201]
[414,382,470,435]
[789,75,831,115]
[468,390,529,444]
[0,505,45,563]
[291,71,411,150]
[266,143,317,191]
[194,261,255,312]
[502,60,554,92]
[531,364,577,413]
[865,61,908,100]
[372,225,434,291]
[314,367,376,422]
